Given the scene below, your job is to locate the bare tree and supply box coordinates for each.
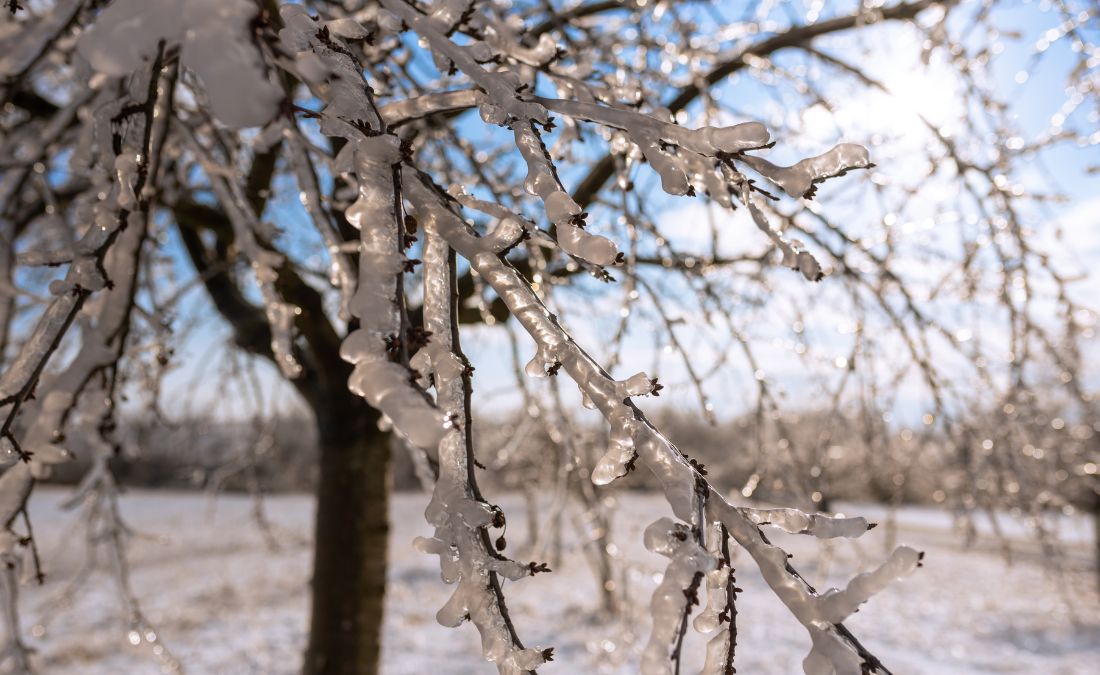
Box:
[0,1,1095,674]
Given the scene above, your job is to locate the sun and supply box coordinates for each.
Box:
[801,23,965,143]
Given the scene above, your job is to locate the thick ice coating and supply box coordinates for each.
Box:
[741,143,872,198]
[78,0,282,128]
[640,518,715,675]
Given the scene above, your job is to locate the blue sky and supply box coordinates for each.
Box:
[148,1,1099,427]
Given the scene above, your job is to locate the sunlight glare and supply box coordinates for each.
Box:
[802,26,963,143]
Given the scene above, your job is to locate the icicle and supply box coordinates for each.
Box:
[592,413,638,485]
[581,391,597,410]
[524,346,559,378]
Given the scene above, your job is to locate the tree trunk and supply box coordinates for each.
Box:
[304,396,391,675]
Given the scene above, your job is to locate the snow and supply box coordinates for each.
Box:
[15,488,1098,675]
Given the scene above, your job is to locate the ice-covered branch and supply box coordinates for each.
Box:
[640,517,713,675]
[534,94,866,280]
[380,89,483,128]
[77,0,281,128]
[0,45,171,672]
[277,4,450,446]
[378,0,549,124]
[0,0,1091,673]
[376,0,622,267]
[740,508,875,539]
[411,216,548,674]
[404,172,918,674]
[0,0,84,102]
[0,534,32,674]
[738,182,824,282]
[279,10,554,653]
[180,128,304,379]
[740,144,873,200]
[53,420,181,672]
[694,522,739,675]
[532,96,770,185]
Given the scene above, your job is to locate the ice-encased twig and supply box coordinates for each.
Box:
[404,171,919,675]
[640,517,714,675]
[411,217,548,674]
[378,0,860,283]
[279,16,544,666]
[740,143,872,199]
[740,507,874,539]
[739,181,824,282]
[379,89,483,129]
[0,535,33,674]
[0,0,83,90]
[376,0,621,268]
[53,430,181,673]
[284,3,917,672]
[0,46,171,673]
[377,0,548,124]
[179,128,304,380]
[284,128,357,322]
[277,4,450,446]
[694,521,738,675]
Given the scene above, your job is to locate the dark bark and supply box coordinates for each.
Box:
[304,393,391,675]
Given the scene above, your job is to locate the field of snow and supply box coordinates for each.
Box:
[15,487,1099,674]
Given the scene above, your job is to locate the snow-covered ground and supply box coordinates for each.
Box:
[15,487,1099,674]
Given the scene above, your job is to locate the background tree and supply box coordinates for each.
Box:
[0,1,1095,674]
